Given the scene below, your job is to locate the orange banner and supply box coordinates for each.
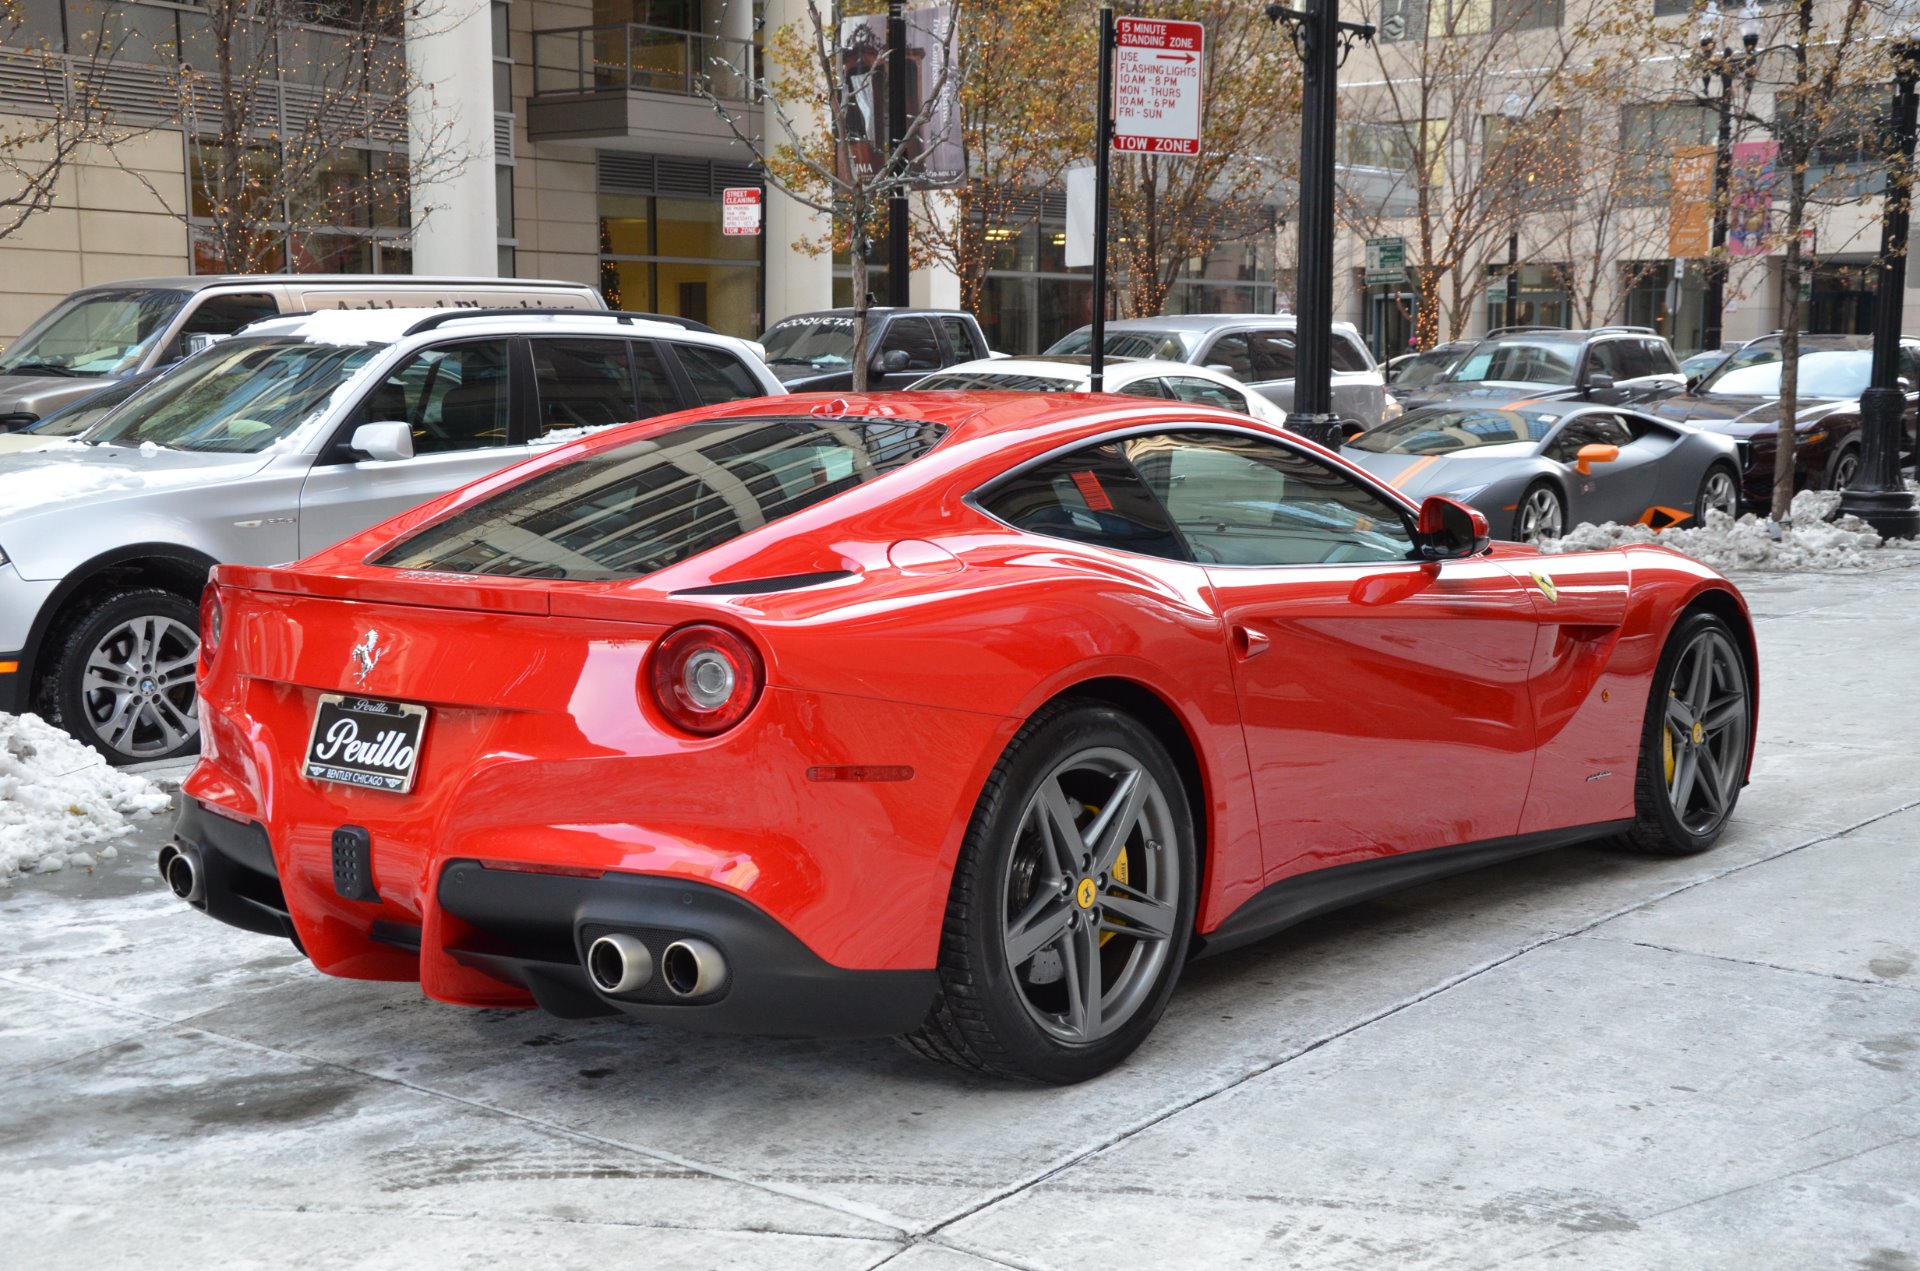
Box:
[1668,144,1715,259]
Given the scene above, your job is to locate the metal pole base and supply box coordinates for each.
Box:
[1287,412,1345,448]
[1838,386,1920,539]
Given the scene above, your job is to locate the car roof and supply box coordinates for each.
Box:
[65,275,595,294]
[236,308,746,348]
[1402,397,1601,421]
[772,307,972,321]
[1095,313,1361,334]
[934,355,1203,377]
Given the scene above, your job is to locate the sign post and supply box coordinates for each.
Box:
[721,188,762,237]
[1091,11,1204,391]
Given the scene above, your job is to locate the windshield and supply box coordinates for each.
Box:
[87,338,381,453]
[1446,338,1583,386]
[1348,406,1559,455]
[1391,348,1467,388]
[25,376,155,437]
[761,316,855,367]
[1697,345,1871,398]
[1045,329,1191,360]
[0,289,188,377]
[913,371,1074,392]
[377,417,948,581]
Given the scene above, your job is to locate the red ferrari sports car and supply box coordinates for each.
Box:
[167,391,1757,1082]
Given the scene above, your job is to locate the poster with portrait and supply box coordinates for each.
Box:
[836,4,963,188]
[1727,140,1778,258]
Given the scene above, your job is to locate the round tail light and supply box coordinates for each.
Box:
[200,584,224,657]
[648,624,764,735]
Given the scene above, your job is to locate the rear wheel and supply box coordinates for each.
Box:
[903,702,1196,1083]
[1513,482,1566,544]
[1621,612,1751,856]
[1696,463,1741,521]
[1825,440,1861,492]
[43,588,201,765]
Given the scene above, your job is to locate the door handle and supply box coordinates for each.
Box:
[1233,625,1269,660]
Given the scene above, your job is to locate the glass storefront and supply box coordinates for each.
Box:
[1485,263,1570,330]
[599,192,764,336]
[1624,261,1709,355]
[1804,258,1876,335]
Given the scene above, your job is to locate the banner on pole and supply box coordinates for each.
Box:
[1727,140,1778,258]
[1668,144,1714,259]
[1065,167,1096,268]
[836,5,963,187]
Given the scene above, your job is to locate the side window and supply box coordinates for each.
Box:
[1544,412,1634,463]
[176,292,278,351]
[1117,377,1173,399]
[937,316,979,360]
[531,338,641,436]
[363,340,512,454]
[1164,376,1251,414]
[1330,334,1372,374]
[880,317,942,370]
[977,442,1182,558]
[1125,431,1415,566]
[1585,341,1625,381]
[676,343,764,406]
[1246,330,1298,381]
[1900,344,1920,386]
[1642,339,1679,376]
[1204,332,1253,377]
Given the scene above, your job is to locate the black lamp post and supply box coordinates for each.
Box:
[1693,2,1760,354]
[1839,13,1920,538]
[1266,0,1373,446]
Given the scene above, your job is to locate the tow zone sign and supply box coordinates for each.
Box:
[1112,18,1204,156]
[722,187,762,236]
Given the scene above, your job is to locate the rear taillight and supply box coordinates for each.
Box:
[646,624,764,735]
[199,584,223,658]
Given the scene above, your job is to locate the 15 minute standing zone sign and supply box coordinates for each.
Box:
[1112,17,1204,156]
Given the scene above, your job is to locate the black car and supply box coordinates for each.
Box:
[1395,326,1686,412]
[759,308,992,392]
[1649,332,1920,506]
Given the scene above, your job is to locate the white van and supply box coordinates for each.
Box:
[0,275,604,428]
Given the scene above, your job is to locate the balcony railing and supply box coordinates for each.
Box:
[532,23,756,101]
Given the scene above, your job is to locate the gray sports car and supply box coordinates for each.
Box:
[1342,400,1742,543]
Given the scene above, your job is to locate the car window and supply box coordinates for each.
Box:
[1164,376,1250,414]
[1544,412,1635,463]
[676,343,765,406]
[1117,377,1173,399]
[1125,431,1415,566]
[1452,338,1581,384]
[91,337,380,453]
[1247,330,1298,381]
[976,442,1183,559]
[937,317,978,360]
[1205,333,1253,377]
[377,340,512,454]
[1330,334,1372,374]
[178,293,279,350]
[880,317,942,370]
[531,338,641,437]
[1899,344,1920,386]
[1585,341,1625,381]
[1641,339,1679,376]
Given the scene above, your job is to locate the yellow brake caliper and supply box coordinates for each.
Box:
[1664,691,1677,785]
[1081,802,1129,948]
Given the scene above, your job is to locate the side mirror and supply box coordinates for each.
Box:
[1684,374,1701,394]
[1586,372,1618,401]
[348,421,414,463]
[1900,375,1914,393]
[1204,363,1236,376]
[1575,442,1619,476]
[871,348,912,375]
[1415,495,1491,560]
[180,332,220,358]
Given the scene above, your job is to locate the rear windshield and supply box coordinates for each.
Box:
[376,417,948,581]
[1348,407,1559,455]
[914,371,1075,392]
[1046,329,1190,361]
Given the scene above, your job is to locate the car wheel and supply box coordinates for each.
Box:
[1825,441,1861,492]
[1695,463,1741,521]
[44,587,201,766]
[903,701,1196,1083]
[1513,482,1566,544]
[1620,611,1751,857]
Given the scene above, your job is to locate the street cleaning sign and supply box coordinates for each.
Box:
[721,188,762,236]
[1112,17,1204,156]
[1365,236,1406,286]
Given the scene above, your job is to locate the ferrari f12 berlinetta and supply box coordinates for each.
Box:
[169,391,1757,1082]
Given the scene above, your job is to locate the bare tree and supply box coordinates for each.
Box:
[0,0,121,241]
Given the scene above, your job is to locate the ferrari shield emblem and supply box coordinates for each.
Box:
[1529,571,1559,604]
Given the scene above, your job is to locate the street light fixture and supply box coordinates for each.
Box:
[1839,0,1920,537]
[1693,0,1761,354]
[1499,90,1531,330]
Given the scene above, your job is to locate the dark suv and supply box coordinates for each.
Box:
[759,308,992,392]
[1395,325,1686,412]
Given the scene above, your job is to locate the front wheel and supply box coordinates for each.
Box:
[903,702,1197,1083]
[1513,482,1566,544]
[1621,612,1752,856]
[44,588,202,765]
[1696,463,1741,521]
[1825,441,1861,492]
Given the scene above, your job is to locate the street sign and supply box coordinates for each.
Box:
[721,187,762,236]
[1112,17,1204,156]
[1365,236,1406,286]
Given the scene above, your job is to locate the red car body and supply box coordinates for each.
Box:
[174,392,1758,1041]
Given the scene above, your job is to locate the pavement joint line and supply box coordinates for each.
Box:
[1586,936,1920,994]
[0,969,920,1239]
[861,1237,1045,1271]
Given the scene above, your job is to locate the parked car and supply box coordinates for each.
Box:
[1393,326,1686,413]
[0,371,162,456]
[0,274,605,429]
[1344,400,1742,543]
[1648,332,1920,505]
[1045,314,1391,428]
[0,308,782,765]
[1384,340,1474,389]
[759,308,992,391]
[170,389,1756,1082]
[909,355,1293,427]
[1677,340,1752,382]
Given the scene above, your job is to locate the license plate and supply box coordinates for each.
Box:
[304,694,428,794]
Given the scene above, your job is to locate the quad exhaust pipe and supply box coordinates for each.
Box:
[158,843,205,905]
[586,933,654,995]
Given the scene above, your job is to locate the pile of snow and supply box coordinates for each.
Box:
[1544,489,1920,572]
[0,713,171,883]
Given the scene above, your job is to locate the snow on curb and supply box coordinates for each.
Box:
[1542,490,1920,572]
[1,712,172,884]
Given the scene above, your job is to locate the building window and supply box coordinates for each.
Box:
[1485,263,1570,330]
[598,192,763,334]
[1618,102,1717,202]
[188,139,411,274]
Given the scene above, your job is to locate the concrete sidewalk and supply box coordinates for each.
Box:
[2,563,1916,1270]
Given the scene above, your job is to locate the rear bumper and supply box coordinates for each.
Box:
[169,799,301,944]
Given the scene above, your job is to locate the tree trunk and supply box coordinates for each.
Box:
[850,242,870,393]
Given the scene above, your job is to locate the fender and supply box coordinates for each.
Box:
[14,542,220,693]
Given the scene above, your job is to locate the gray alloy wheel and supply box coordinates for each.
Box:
[47,588,204,764]
[1659,626,1750,838]
[1697,465,1741,520]
[999,746,1182,1046]
[1828,443,1860,492]
[1516,483,1566,543]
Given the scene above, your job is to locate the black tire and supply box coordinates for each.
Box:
[902,701,1197,1083]
[42,587,202,766]
[1512,481,1566,544]
[1620,611,1752,856]
[1824,440,1861,492]
[1695,462,1741,521]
